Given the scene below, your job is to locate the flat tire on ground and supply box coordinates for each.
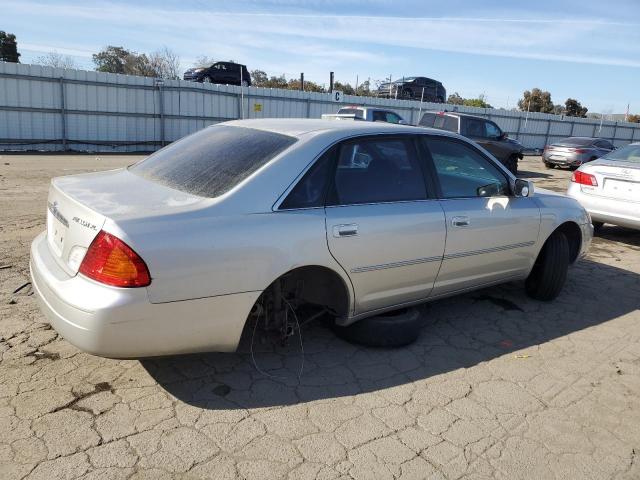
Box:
[332,307,421,348]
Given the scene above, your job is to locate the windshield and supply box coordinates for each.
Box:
[129,125,297,198]
[337,108,364,118]
[394,77,416,83]
[556,137,594,146]
[601,144,640,163]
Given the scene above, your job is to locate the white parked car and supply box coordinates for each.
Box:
[30,119,592,358]
[567,142,640,231]
[322,106,407,124]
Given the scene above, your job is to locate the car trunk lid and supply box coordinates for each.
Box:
[579,161,640,202]
[47,168,206,275]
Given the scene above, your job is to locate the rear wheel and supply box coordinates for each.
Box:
[333,307,421,348]
[544,161,555,169]
[203,76,213,83]
[525,231,569,301]
[401,89,413,100]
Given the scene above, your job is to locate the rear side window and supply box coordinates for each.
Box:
[130,126,296,198]
[337,108,364,118]
[433,115,458,132]
[329,138,427,205]
[463,118,486,137]
[280,150,334,209]
[419,113,436,127]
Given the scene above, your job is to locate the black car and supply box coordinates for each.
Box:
[376,77,446,103]
[183,62,251,86]
[419,111,523,174]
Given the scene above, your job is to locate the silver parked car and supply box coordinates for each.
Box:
[567,142,640,231]
[322,106,406,124]
[30,119,592,358]
[543,137,615,169]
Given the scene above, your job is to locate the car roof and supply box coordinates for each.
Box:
[222,118,429,138]
[423,111,487,121]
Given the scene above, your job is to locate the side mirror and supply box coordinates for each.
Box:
[499,132,508,140]
[514,179,534,197]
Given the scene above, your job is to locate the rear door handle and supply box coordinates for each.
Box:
[451,216,470,227]
[333,224,359,237]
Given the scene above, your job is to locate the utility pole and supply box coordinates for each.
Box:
[329,72,334,92]
[300,73,304,91]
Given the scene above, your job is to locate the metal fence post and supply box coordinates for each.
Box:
[156,80,165,147]
[592,123,597,137]
[544,118,552,147]
[569,120,575,137]
[612,122,618,143]
[306,98,311,118]
[59,77,67,151]
[515,117,522,141]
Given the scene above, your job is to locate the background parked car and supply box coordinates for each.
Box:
[375,77,446,103]
[183,62,251,86]
[322,106,407,124]
[567,142,640,232]
[419,111,523,174]
[543,137,615,170]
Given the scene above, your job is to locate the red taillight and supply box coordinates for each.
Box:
[79,231,151,287]
[571,170,598,187]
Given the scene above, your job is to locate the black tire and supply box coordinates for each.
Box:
[203,76,213,84]
[525,231,570,301]
[401,89,413,100]
[592,221,604,234]
[544,162,555,169]
[333,307,421,348]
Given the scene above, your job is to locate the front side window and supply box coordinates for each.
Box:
[463,118,486,138]
[130,126,297,198]
[422,137,509,198]
[485,121,501,139]
[330,138,427,205]
[385,112,402,124]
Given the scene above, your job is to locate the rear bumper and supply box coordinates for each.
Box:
[30,232,260,358]
[567,185,640,230]
[543,152,586,166]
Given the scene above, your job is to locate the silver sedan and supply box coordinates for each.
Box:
[567,142,640,231]
[30,119,592,358]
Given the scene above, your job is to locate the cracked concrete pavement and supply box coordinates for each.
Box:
[1,154,639,479]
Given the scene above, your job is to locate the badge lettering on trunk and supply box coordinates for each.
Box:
[47,201,69,227]
[72,217,98,231]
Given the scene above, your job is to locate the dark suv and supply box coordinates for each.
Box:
[375,77,446,103]
[183,62,251,86]
[419,111,523,174]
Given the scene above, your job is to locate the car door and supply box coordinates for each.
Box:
[420,136,541,296]
[594,140,614,158]
[324,135,446,314]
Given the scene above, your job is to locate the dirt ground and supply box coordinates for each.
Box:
[1,154,639,480]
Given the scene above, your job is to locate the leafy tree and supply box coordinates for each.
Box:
[447,92,491,108]
[564,98,588,117]
[518,88,555,114]
[447,92,464,105]
[92,45,179,78]
[627,114,640,123]
[355,80,371,96]
[0,31,21,63]
[287,78,325,92]
[333,81,355,95]
[33,51,77,69]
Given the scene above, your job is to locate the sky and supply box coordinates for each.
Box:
[4,0,640,113]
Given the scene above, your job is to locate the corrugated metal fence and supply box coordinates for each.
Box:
[1,62,639,152]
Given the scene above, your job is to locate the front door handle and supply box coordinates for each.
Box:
[451,216,470,227]
[333,224,359,237]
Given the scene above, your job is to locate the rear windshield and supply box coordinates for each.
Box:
[557,137,593,146]
[601,144,640,163]
[129,125,296,198]
[337,108,364,118]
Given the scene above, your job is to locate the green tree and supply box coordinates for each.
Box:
[447,92,491,108]
[627,114,640,123]
[0,31,21,63]
[92,45,178,78]
[564,98,588,117]
[92,46,130,74]
[518,88,555,114]
[287,78,325,92]
[447,92,464,105]
[333,81,355,95]
[355,80,371,96]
